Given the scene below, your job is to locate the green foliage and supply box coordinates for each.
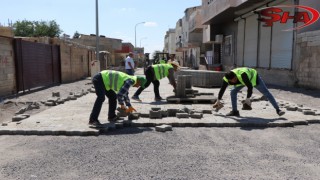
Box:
[13,20,62,37]
[73,31,80,39]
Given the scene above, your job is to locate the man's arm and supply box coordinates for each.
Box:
[241,73,253,98]
[218,80,228,100]
[117,79,134,107]
[167,68,176,89]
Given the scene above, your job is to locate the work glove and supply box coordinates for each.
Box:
[213,99,224,112]
[244,98,251,106]
[126,106,137,113]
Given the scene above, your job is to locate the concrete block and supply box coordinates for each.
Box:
[176,113,189,118]
[167,109,178,117]
[12,114,30,122]
[155,124,172,132]
[160,110,168,117]
[303,110,316,115]
[202,110,212,114]
[149,110,162,119]
[151,107,161,111]
[177,75,186,97]
[52,92,60,97]
[286,106,298,111]
[190,113,203,119]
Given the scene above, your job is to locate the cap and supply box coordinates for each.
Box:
[136,76,147,88]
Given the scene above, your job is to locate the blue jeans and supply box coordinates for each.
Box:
[126,69,134,75]
[89,73,117,121]
[230,75,280,111]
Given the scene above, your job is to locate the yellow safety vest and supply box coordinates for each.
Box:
[223,67,258,87]
[101,70,137,92]
[152,64,173,80]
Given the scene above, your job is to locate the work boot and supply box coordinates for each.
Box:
[277,109,285,116]
[108,115,120,122]
[226,110,240,116]
[154,96,164,101]
[132,95,142,102]
[88,119,102,126]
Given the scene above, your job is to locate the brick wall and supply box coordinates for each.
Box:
[294,30,320,89]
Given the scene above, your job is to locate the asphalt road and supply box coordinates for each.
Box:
[0,125,320,180]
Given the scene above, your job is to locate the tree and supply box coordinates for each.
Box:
[13,20,34,37]
[13,20,62,37]
[73,31,80,39]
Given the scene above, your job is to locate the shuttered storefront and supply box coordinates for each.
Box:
[236,0,294,69]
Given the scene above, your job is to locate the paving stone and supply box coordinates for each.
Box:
[160,110,168,117]
[167,109,178,117]
[52,92,60,97]
[190,113,203,119]
[176,113,189,118]
[303,110,316,115]
[155,124,172,132]
[149,110,162,119]
[45,101,56,106]
[12,114,30,122]
[286,106,298,111]
[151,107,161,111]
[15,107,27,115]
[202,110,212,114]
[128,113,140,120]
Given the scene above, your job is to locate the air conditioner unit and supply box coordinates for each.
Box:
[215,34,223,44]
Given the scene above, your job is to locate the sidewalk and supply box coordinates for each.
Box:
[0,69,319,136]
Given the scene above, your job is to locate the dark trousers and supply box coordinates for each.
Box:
[89,73,117,121]
[133,66,160,98]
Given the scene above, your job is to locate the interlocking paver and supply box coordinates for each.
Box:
[0,68,319,136]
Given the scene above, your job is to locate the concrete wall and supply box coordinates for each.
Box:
[0,37,16,96]
[57,40,94,83]
[294,30,320,89]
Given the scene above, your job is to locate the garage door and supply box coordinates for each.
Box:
[236,19,245,66]
[270,0,294,69]
[243,14,259,67]
[258,6,272,68]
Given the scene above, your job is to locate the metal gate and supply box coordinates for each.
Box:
[14,39,61,92]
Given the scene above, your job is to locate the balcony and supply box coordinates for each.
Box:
[189,9,203,33]
[202,0,273,25]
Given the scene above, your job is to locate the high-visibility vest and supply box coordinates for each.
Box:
[101,70,137,92]
[152,64,173,80]
[223,67,258,87]
[160,59,166,64]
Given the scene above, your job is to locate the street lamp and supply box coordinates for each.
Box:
[140,37,147,47]
[135,21,145,47]
[95,0,99,61]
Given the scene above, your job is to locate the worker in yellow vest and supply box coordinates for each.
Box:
[213,67,285,116]
[132,61,180,102]
[89,70,146,126]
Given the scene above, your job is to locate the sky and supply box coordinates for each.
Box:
[1,0,201,54]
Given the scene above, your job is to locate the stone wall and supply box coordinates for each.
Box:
[294,30,320,89]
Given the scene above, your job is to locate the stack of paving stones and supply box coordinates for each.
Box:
[167,75,216,103]
[176,69,225,87]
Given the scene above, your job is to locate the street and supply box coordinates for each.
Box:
[0,125,319,179]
